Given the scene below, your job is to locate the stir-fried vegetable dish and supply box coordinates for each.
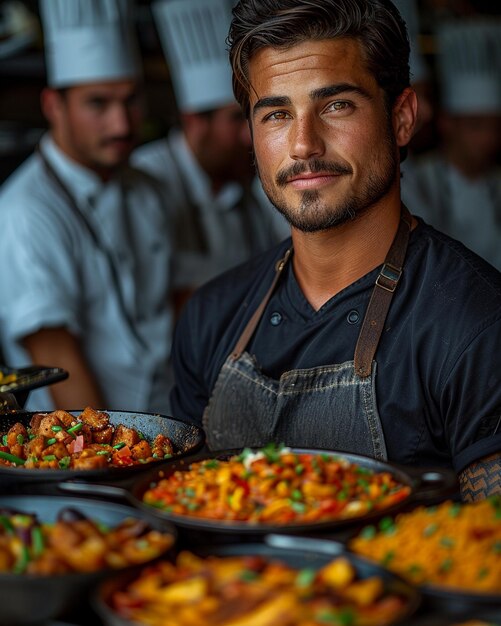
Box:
[142,445,411,524]
[111,551,411,626]
[350,497,501,594]
[0,507,174,575]
[0,371,17,386]
[0,407,175,470]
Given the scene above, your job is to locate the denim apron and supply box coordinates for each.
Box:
[203,208,412,459]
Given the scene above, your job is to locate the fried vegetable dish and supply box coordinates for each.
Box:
[142,445,411,524]
[350,497,501,594]
[0,407,175,470]
[0,371,17,386]
[0,507,173,575]
[111,551,411,626]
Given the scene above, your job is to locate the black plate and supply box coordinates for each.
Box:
[59,447,457,537]
[0,493,177,626]
[418,580,501,614]
[0,409,205,484]
[0,364,68,395]
[94,538,420,626]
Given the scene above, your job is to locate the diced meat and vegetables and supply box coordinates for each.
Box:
[0,407,176,470]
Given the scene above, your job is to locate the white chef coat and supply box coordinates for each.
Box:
[132,128,290,288]
[0,134,174,412]
[401,153,501,271]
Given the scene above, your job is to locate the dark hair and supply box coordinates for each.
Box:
[228,0,410,118]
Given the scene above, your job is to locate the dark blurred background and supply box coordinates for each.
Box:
[0,0,500,185]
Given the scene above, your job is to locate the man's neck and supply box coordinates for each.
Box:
[290,199,407,311]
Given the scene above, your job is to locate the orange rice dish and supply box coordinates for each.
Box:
[350,497,501,594]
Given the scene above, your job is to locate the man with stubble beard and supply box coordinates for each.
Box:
[169,0,501,501]
[0,0,174,414]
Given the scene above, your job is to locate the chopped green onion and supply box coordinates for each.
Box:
[67,422,83,434]
[2,435,8,446]
[0,515,15,534]
[236,447,253,462]
[295,464,304,475]
[16,434,24,445]
[360,525,377,540]
[439,558,453,573]
[113,442,126,450]
[290,501,306,514]
[0,450,25,465]
[46,438,57,446]
[295,568,316,588]
[42,454,56,462]
[262,442,284,463]
[51,425,62,432]
[164,453,172,459]
[423,523,438,537]
[31,526,44,558]
[239,569,259,582]
[13,544,30,574]
[96,450,109,456]
[58,456,71,469]
[378,517,395,533]
[440,537,455,548]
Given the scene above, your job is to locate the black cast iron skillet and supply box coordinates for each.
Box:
[0,365,68,408]
[0,493,177,626]
[0,409,205,484]
[59,447,458,536]
[94,534,421,626]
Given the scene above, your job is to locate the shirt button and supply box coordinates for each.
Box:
[347,310,360,324]
[270,311,283,326]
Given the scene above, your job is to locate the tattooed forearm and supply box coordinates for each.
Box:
[459,452,501,502]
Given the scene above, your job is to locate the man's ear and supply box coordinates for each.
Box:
[40,87,65,126]
[393,87,418,148]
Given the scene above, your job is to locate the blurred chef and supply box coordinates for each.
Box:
[0,0,174,412]
[132,0,289,304]
[405,19,501,270]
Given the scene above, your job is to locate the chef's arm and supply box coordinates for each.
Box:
[22,327,105,408]
[458,451,501,501]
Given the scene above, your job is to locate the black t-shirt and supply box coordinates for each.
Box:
[170,220,501,472]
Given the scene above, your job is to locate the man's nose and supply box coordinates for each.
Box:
[108,103,133,135]
[289,113,326,161]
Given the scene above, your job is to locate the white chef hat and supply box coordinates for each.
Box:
[39,0,141,88]
[436,19,501,115]
[152,0,235,113]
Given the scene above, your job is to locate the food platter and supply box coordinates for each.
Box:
[347,497,501,613]
[0,409,205,484]
[0,493,176,626]
[0,364,68,398]
[59,447,457,536]
[94,540,421,626]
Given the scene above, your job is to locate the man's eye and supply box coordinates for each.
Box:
[88,99,107,109]
[264,111,290,121]
[328,101,351,112]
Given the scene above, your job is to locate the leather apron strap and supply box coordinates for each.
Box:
[230,207,412,374]
[354,206,412,377]
[231,247,292,359]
